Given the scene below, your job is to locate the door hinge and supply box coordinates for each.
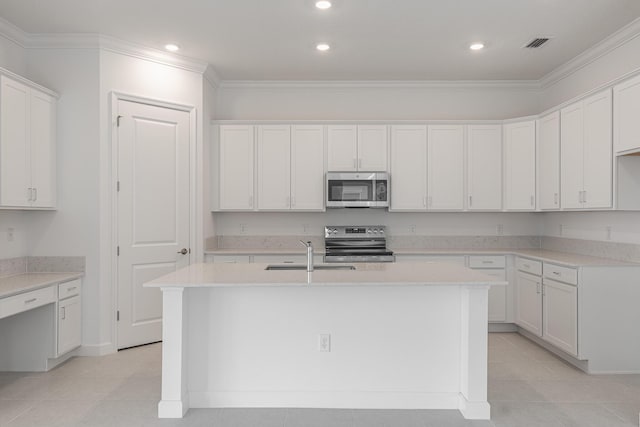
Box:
[117,310,120,321]
[117,246,120,256]
[116,115,123,127]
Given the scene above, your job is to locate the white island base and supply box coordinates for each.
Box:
[147,263,499,420]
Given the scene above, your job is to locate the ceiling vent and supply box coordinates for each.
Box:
[523,37,552,49]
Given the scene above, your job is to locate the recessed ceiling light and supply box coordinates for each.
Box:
[316,43,330,51]
[165,44,180,52]
[315,1,332,9]
[469,42,485,51]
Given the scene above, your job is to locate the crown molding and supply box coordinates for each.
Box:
[540,17,640,89]
[204,65,222,88]
[218,80,541,90]
[0,16,28,46]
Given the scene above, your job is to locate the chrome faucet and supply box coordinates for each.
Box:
[300,240,314,272]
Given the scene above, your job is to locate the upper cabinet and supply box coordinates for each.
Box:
[427,125,465,210]
[0,73,57,209]
[218,125,255,210]
[327,125,387,171]
[561,89,612,209]
[503,120,536,211]
[389,125,427,210]
[290,125,325,211]
[467,125,502,210]
[614,73,640,154]
[257,125,291,210]
[537,112,561,210]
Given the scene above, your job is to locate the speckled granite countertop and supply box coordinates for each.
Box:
[0,272,83,299]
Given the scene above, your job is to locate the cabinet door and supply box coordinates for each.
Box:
[481,269,507,322]
[467,125,502,210]
[219,125,255,210]
[0,76,30,207]
[560,103,584,209]
[58,295,81,356]
[614,73,640,153]
[504,121,536,210]
[327,125,357,171]
[543,279,578,357]
[357,125,388,171]
[516,271,542,336]
[537,112,560,210]
[582,90,612,209]
[291,125,325,211]
[427,125,464,210]
[30,89,56,208]
[257,125,291,210]
[389,125,427,210]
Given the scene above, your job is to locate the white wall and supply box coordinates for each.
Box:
[98,50,204,351]
[216,84,541,120]
[23,47,101,347]
[213,211,540,237]
[203,77,217,252]
[0,33,26,75]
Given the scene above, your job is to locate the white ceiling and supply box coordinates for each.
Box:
[1,0,640,81]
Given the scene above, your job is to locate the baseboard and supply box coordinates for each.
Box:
[518,328,590,372]
[46,348,80,370]
[189,391,460,410]
[488,323,517,332]
[76,342,116,357]
[458,394,491,420]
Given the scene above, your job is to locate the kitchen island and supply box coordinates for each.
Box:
[145,261,505,420]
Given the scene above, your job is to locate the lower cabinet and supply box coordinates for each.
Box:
[516,257,578,357]
[205,254,323,264]
[469,255,507,322]
[57,279,82,356]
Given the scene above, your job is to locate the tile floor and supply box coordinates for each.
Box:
[1,333,639,426]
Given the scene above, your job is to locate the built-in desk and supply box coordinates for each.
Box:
[0,272,83,371]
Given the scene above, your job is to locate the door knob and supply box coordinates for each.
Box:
[177,248,188,255]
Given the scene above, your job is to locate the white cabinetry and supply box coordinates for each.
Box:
[389,125,427,210]
[257,125,291,210]
[516,267,543,336]
[427,125,465,210]
[218,125,255,210]
[291,125,325,210]
[537,112,560,210]
[542,277,578,357]
[561,90,612,209]
[327,125,387,171]
[57,279,81,356]
[469,255,507,322]
[614,73,640,154]
[467,125,502,210]
[0,73,57,209]
[504,120,536,210]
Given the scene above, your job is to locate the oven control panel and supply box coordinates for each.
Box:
[325,225,386,238]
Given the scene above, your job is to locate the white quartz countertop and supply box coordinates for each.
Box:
[145,262,507,288]
[205,248,638,267]
[0,272,83,299]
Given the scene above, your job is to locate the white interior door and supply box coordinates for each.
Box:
[117,99,191,349]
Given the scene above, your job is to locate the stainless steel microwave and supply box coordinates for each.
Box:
[326,172,389,208]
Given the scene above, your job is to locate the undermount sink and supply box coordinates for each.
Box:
[265,264,356,271]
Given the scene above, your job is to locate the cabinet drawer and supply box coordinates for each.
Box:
[469,255,506,269]
[516,257,542,275]
[543,263,578,285]
[58,279,81,299]
[0,286,56,320]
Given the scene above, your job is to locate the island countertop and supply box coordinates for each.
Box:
[145,261,507,288]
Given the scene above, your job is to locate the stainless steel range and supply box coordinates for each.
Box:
[324,225,395,263]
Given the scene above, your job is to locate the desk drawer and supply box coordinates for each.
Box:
[58,279,81,299]
[543,263,578,285]
[469,255,506,269]
[516,257,542,275]
[0,286,56,320]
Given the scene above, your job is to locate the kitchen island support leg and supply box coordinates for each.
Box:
[458,285,490,420]
[158,287,189,418]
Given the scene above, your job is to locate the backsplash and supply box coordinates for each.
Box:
[542,236,640,263]
[0,256,86,278]
[387,235,541,250]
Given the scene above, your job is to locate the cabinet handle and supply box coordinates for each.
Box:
[353,158,357,169]
[523,264,530,268]
[530,196,534,207]
[358,158,362,169]
[552,271,560,276]
[428,196,432,207]
[60,306,66,320]
[24,298,37,304]
[482,261,493,264]
[536,283,541,294]
[554,193,558,205]
[583,190,587,204]
[27,188,32,201]
[469,195,473,207]
[423,196,427,207]
[67,287,77,292]
[33,188,37,201]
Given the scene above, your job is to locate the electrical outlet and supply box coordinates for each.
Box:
[559,224,564,236]
[496,224,504,236]
[606,226,612,241]
[7,228,14,242]
[318,334,331,352]
[409,225,416,234]
[303,224,310,234]
[239,224,247,234]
